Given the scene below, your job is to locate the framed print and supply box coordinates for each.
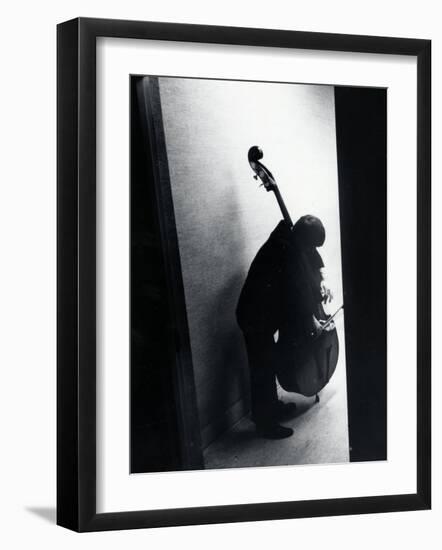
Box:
[57,17,431,532]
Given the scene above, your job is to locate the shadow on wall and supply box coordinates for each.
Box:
[199,272,252,449]
[25,507,56,524]
[195,172,255,450]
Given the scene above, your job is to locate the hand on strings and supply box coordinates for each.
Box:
[312,316,335,336]
[321,319,335,332]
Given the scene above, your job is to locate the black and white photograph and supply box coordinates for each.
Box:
[130,75,387,474]
[0,0,435,545]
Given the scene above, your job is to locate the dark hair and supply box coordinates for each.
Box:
[292,215,325,247]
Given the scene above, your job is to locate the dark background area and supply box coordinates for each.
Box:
[335,86,387,462]
[130,79,182,473]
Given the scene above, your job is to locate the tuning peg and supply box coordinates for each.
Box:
[253,175,258,180]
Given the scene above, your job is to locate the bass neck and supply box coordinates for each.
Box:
[272,184,293,228]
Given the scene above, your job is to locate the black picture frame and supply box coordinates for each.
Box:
[57,17,431,532]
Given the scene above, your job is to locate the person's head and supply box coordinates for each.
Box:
[292,215,325,248]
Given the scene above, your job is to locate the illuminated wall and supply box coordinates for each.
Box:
[157,77,346,448]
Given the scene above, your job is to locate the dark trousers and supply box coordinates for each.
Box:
[243,331,279,427]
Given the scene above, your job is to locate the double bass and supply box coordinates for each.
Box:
[247,145,342,400]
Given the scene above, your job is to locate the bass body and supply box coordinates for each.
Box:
[276,303,341,397]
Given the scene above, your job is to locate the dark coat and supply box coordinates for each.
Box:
[236,220,324,337]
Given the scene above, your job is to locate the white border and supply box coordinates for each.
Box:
[96,37,417,513]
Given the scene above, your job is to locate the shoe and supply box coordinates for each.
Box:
[257,423,294,439]
[276,401,297,420]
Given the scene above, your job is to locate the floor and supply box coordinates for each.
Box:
[204,325,349,470]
